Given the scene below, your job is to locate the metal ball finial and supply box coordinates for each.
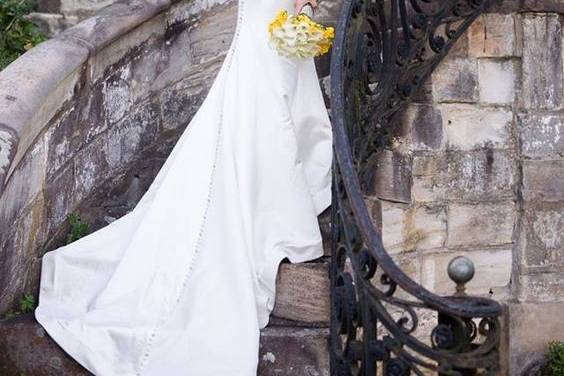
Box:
[447,256,475,296]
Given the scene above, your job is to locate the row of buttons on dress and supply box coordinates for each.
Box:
[135,0,247,373]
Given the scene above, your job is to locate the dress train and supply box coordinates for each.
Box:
[34,0,332,374]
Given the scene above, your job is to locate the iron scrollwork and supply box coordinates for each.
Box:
[329,0,501,375]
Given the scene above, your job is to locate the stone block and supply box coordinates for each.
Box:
[432,58,479,103]
[45,104,82,179]
[442,104,512,150]
[468,14,522,58]
[422,248,512,297]
[447,202,515,248]
[519,202,564,270]
[160,77,207,131]
[522,160,564,202]
[0,314,90,375]
[403,103,443,151]
[411,150,516,202]
[186,1,237,66]
[0,136,47,231]
[521,14,563,110]
[518,272,564,303]
[44,163,79,231]
[258,327,329,376]
[381,202,408,254]
[103,101,160,170]
[0,125,18,193]
[391,251,421,284]
[518,112,564,159]
[272,261,330,324]
[509,302,564,376]
[367,150,412,204]
[103,65,133,126]
[380,201,446,254]
[72,136,111,204]
[478,59,516,104]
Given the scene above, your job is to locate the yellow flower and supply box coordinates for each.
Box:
[267,9,335,59]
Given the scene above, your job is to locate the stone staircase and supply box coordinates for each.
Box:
[0,210,332,376]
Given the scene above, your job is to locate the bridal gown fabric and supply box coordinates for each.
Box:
[34,0,332,375]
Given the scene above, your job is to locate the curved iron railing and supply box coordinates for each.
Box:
[329,0,501,375]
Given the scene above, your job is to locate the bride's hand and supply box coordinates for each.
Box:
[294,0,317,15]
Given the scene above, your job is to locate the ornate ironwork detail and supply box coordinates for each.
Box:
[329,0,501,374]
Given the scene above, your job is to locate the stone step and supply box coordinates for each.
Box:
[258,326,330,376]
[0,315,330,375]
[272,260,330,325]
[0,314,90,376]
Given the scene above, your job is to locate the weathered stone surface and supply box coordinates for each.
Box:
[258,326,329,376]
[478,59,516,104]
[60,0,114,18]
[0,125,18,193]
[0,136,47,232]
[411,150,516,202]
[468,14,522,58]
[0,0,241,315]
[367,150,412,204]
[0,314,91,375]
[521,14,563,110]
[0,38,88,178]
[447,202,515,247]
[519,202,564,270]
[0,314,330,376]
[442,104,512,150]
[432,59,479,103]
[59,0,171,54]
[0,196,48,313]
[272,261,330,324]
[518,272,564,302]
[517,0,564,13]
[381,202,409,254]
[509,302,564,376]
[26,12,79,37]
[518,112,564,159]
[380,201,446,253]
[160,77,207,131]
[403,103,443,151]
[422,248,512,297]
[522,160,564,202]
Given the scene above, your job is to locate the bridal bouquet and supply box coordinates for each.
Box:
[268,5,335,59]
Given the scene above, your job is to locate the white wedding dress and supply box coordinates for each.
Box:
[34,0,332,374]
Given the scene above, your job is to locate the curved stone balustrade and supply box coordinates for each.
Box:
[0,0,238,313]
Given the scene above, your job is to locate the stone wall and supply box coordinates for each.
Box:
[0,0,238,314]
[369,4,564,374]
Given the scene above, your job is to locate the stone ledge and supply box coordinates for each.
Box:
[58,0,172,55]
[258,326,330,376]
[273,260,330,325]
[0,314,330,376]
[0,38,89,185]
